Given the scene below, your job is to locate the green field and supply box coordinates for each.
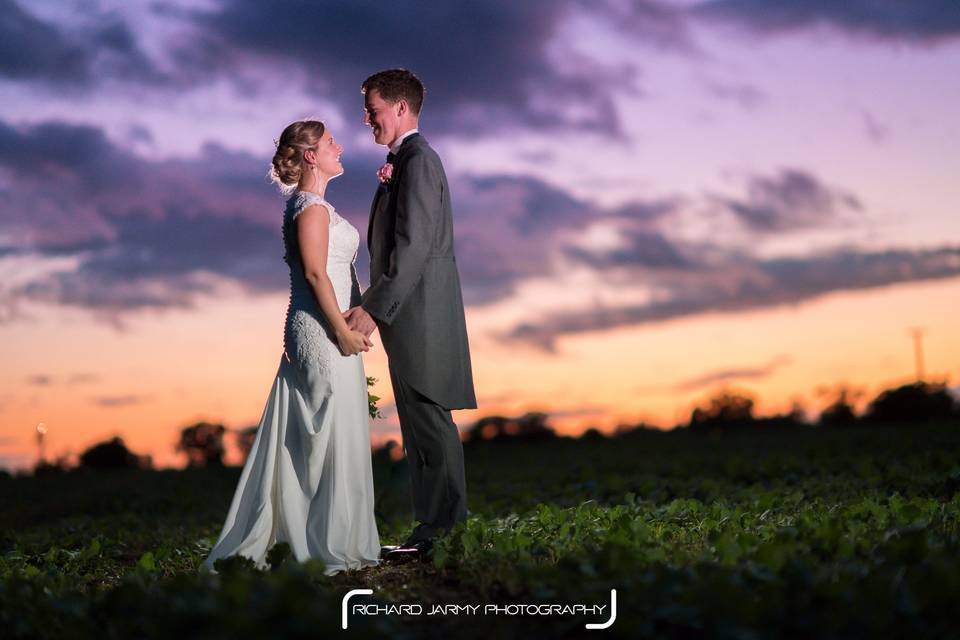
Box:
[2,422,959,639]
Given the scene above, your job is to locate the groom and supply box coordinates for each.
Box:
[344,68,477,560]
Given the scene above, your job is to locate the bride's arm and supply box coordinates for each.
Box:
[297,204,371,355]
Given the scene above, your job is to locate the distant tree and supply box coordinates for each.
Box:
[466,415,507,442]
[863,381,957,424]
[580,427,606,441]
[689,389,756,430]
[32,454,71,476]
[176,422,227,467]
[612,422,661,438]
[372,440,401,465]
[79,436,151,470]
[817,385,864,427]
[752,401,809,429]
[234,426,259,463]
[465,412,556,443]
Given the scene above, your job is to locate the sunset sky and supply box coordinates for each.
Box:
[2,1,959,471]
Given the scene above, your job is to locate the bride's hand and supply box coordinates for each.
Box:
[337,329,373,355]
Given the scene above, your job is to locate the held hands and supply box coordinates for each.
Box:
[336,328,373,356]
[343,306,377,338]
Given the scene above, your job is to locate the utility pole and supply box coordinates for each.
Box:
[908,327,926,382]
[36,422,47,465]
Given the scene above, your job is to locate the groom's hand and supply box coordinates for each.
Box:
[343,306,377,338]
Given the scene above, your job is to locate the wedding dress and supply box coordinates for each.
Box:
[201,190,381,576]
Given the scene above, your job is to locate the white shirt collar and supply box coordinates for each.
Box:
[389,128,419,154]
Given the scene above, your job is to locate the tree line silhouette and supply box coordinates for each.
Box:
[25,379,960,474]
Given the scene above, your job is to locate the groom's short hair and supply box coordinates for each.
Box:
[362,69,425,116]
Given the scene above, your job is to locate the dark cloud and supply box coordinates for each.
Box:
[0,119,386,322]
[506,245,960,351]
[0,0,91,84]
[26,375,51,386]
[586,0,699,53]
[0,0,166,89]
[465,175,585,236]
[0,119,142,191]
[670,354,792,392]
[92,394,147,407]
[0,1,702,145]
[0,113,950,360]
[16,207,287,318]
[2,119,625,323]
[450,174,682,304]
[0,117,369,220]
[0,0,689,155]
[0,118,698,325]
[694,0,960,44]
[565,228,695,270]
[451,174,593,304]
[710,169,862,233]
[173,0,639,139]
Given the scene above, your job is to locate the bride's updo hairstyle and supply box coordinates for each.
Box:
[269,119,325,193]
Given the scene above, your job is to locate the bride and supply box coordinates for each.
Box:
[200,119,382,576]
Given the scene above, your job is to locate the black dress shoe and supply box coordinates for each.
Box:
[379,545,401,559]
[385,538,434,562]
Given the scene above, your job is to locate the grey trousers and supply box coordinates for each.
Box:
[388,362,468,541]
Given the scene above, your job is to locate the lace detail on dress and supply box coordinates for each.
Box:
[282,192,349,265]
[290,191,342,225]
[283,309,332,379]
[290,191,326,218]
[279,190,361,387]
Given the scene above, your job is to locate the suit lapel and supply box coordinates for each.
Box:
[366,133,425,254]
[367,187,382,253]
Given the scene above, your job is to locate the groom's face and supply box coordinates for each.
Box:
[363,89,402,147]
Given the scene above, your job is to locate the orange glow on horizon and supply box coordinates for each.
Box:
[2,275,958,472]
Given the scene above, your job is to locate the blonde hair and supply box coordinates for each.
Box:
[269,119,325,193]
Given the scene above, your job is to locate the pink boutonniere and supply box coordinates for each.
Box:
[377,162,394,184]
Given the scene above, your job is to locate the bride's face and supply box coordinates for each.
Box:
[364,89,402,146]
[307,129,344,179]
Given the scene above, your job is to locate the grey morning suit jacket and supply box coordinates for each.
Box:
[361,133,478,411]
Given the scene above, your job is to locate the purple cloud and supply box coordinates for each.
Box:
[0,118,387,323]
[450,174,682,304]
[506,245,960,351]
[710,169,863,234]
[564,228,696,270]
[170,0,641,139]
[0,0,166,89]
[5,119,659,322]
[585,0,698,53]
[694,1,960,44]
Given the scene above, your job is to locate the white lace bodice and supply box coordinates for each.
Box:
[282,191,359,308]
[281,190,361,376]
